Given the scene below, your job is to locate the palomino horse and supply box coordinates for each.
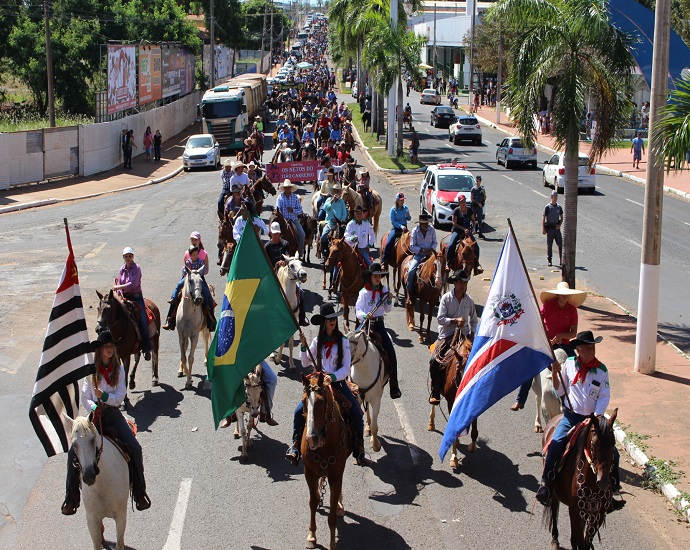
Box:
[401,252,445,343]
[347,187,383,237]
[95,290,160,400]
[63,414,129,550]
[542,410,618,550]
[233,365,263,461]
[301,373,351,550]
[176,268,211,390]
[249,174,276,213]
[444,234,479,289]
[269,208,299,257]
[380,230,412,301]
[427,332,479,468]
[324,238,366,330]
[348,330,386,453]
[272,255,307,370]
[533,348,566,433]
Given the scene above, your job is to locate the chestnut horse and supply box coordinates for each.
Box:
[401,252,445,343]
[444,234,478,288]
[324,238,365,330]
[269,208,299,257]
[380,230,412,301]
[217,217,236,276]
[249,174,276,213]
[427,332,478,468]
[301,373,351,550]
[95,290,161,404]
[541,410,618,550]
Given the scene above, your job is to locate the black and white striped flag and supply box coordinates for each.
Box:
[28,220,94,457]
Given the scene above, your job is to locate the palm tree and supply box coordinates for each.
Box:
[655,75,690,173]
[490,0,635,288]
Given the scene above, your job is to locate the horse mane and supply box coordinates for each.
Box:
[418,253,437,283]
[72,416,97,438]
[276,263,290,288]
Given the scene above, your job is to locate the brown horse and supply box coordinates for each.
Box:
[380,230,412,301]
[269,208,299,256]
[217,218,236,276]
[95,290,161,404]
[324,238,365,330]
[250,174,276,213]
[542,410,619,550]
[301,373,351,550]
[444,233,479,286]
[340,186,382,236]
[299,213,319,265]
[427,332,479,468]
[402,252,445,343]
[318,219,347,292]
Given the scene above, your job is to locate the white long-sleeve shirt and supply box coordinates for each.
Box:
[82,364,127,409]
[437,290,478,340]
[345,219,376,249]
[233,216,268,241]
[356,284,393,321]
[557,357,610,416]
[301,335,351,381]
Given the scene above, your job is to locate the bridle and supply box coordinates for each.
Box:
[71,414,104,478]
[97,294,125,344]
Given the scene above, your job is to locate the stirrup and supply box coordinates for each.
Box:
[285,447,300,466]
[429,395,441,406]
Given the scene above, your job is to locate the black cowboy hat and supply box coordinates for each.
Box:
[448,270,471,283]
[570,330,603,348]
[91,330,114,351]
[320,156,331,165]
[361,261,388,282]
[418,213,432,223]
[353,205,367,212]
[310,303,344,326]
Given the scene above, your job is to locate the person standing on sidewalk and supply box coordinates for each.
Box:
[123,130,136,169]
[409,127,420,164]
[153,129,162,162]
[121,129,128,168]
[631,132,645,169]
[143,126,153,161]
[470,175,486,238]
[543,190,563,267]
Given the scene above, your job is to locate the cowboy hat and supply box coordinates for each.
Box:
[353,205,367,212]
[361,261,388,282]
[331,183,342,192]
[279,179,297,191]
[540,281,588,308]
[223,159,234,167]
[230,184,242,193]
[320,155,331,165]
[569,330,603,348]
[247,161,257,168]
[418,213,432,223]
[91,330,114,351]
[448,270,471,283]
[358,169,369,176]
[234,162,247,170]
[310,303,344,325]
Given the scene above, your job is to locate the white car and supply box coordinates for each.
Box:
[496,137,538,169]
[351,80,358,98]
[542,152,596,193]
[448,115,482,146]
[419,163,478,228]
[420,88,441,105]
[183,134,221,171]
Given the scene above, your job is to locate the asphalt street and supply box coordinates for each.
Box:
[2,103,690,549]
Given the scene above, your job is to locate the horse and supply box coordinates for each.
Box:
[380,230,412,301]
[401,251,445,343]
[233,365,263,461]
[269,208,299,257]
[63,414,129,550]
[324,238,366,330]
[348,330,386,453]
[176,268,211,390]
[444,234,478,288]
[301,373,351,550]
[427,332,479,468]
[542,410,619,550]
[318,219,347,292]
[250,174,276,213]
[533,348,566,433]
[95,290,160,402]
[217,216,236,271]
[272,255,307,370]
[299,213,319,265]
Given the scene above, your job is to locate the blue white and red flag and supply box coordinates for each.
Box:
[439,226,554,461]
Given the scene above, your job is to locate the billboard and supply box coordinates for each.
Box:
[138,46,162,105]
[107,45,137,114]
[162,46,182,98]
[265,161,320,183]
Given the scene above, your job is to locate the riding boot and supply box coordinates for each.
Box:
[389,365,402,400]
[259,401,279,426]
[162,300,178,331]
[129,456,151,511]
[285,428,304,466]
[429,359,442,405]
[353,435,370,466]
[206,310,217,332]
[298,301,309,327]
[61,447,81,515]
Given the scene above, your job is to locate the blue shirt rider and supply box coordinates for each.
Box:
[381,193,411,268]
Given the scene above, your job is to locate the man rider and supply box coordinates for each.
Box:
[447,194,483,275]
[345,205,376,267]
[406,213,438,303]
[319,184,348,256]
[275,179,306,259]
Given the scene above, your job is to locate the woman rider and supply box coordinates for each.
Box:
[286,303,369,466]
[381,192,411,269]
[61,330,151,515]
[188,231,210,275]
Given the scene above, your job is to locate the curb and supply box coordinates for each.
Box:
[349,122,427,175]
[0,165,183,215]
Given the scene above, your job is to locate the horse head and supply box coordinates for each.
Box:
[346,330,368,363]
[243,366,263,418]
[324,238,344,269]
[63,414,100,486]
[257,175,277,196]
[184,268,205,305]
[95,289,115,334]
[302,372,332,451]
[589,408,618,491]
[283,254,308,283]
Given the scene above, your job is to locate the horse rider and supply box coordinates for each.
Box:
[229,162,254,204]
[381,192,411,270]
[275,179,306,260]
[510,281,585,412]
[188,231,210,275]
[317,155,345,193]
[447,194,483,275]
[470,175,486,238]
[428,270,478,405]
[233,200,268,242]
[356,169,374,212]
[319,183,348,254]
[61,330,151,516]
[218,159,234,220]
[287,303,369,466]
[112,247,152,361]
[536,330,624,510]
[317,168,338,215]
[356,262,402,399]
[162,245,216,332]
[405,213,438,303]
[246,161,262,185]
[224,184,243,220]
[345,205,375,267]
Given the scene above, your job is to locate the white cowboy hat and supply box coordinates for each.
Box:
[223,159,234,167]
[540,281,588,308]
[270,222,282,234]
[279,179,297,191]
[234,162,247,170]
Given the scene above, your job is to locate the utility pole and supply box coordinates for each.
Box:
[496,25,502,125]
[387,0,398,157]
[270,2,274,69]
[468,0,476,108]
[44,0,55,127]
[634,0,671,375]
[433,3,437,88]
[210,0,215,87]
[260,0,268,74]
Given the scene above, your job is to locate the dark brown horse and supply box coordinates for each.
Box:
[427,332,478,468]
[217,217,236,276]
[542,410,619,550]
[301,373,351,550]
[250,174,276,213]
[318,219,347,291]
[444,233,479,285]
[299,213,319,265]
[95,290,161,404]
[269,208,298,257]
[324,238,365,330]
[401,251,445,343]
[380,230,412,301]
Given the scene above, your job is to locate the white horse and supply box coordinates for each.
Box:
[273,255,307,370]
[348,330,387,452]
[63,414,130,550]
[532,348,566,432]
[176,268,211,390]
[233,365,264,460]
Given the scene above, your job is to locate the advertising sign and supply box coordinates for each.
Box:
[265,161,320,183]
[162,46,182,98]
[107,45,137,114]
[138,46,162,104]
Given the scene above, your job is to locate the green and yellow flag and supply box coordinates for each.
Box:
[206,223,297,428]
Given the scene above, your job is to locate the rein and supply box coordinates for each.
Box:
[350,332,383,401]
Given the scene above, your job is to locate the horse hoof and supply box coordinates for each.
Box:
[336,503,345,517]
[129,379,136,390]
[306,533,317,549]
[233,431,240,440]
[185,381,193,390]
[535,425,544,433]
[450,457,459,469]
[372,440,381,453]
[418,335,424,343]
[322,284,326,290]
[468,442,477,453]
[152,377,158,387]
[408,324,415,331]
[364,427,371,437]
[427,423,435,432]
[550,542,559,550]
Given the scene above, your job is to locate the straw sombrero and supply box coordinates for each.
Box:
[540,281,588,308]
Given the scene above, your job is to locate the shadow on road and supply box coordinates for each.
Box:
[128,382,183,433]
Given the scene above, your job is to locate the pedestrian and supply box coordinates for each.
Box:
[123,130,136,169]
[470,175,486,238]
[409,126,420,164]
[153,129,162,162]
[121,129,128,168]
[631,132,645,169]
[143,126,153,161]
[543,190,563,267]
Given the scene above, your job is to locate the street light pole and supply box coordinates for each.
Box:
[387,0,398,157]
[210,0,215,88]
[44,0,55,127]
[634,0,671,374]
[496,24,502,125]
[433,3,437,88]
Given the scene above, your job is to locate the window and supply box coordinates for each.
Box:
[187,137,213,149]
[203,101,241,119]
[437,173,474,191]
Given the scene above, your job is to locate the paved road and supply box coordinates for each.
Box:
[2,115,690,549]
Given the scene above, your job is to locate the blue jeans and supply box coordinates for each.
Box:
[515,344,573,405]
[287,218,305,257]
[321,223,335,251]
[261,360,277,411]
[123,293,152,353]
[448,230,479,267]
[383,228,402,264]
[217,191,228,219]
[357,247,373,267]
[406,253,426,296]
[171,277,213,312]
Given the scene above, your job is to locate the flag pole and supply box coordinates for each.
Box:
[506,219,574,411]
[63,218,74,255]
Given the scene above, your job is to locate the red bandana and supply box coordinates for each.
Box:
[572,357,601,386]
[365,283,382,303]
[323,340,335,359]
[99,362,115,387]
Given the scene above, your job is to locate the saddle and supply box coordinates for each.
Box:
[543,418,592,473]
[364,329,391,385]
[121,298,153,340]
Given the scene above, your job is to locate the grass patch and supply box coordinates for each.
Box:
[623,429,652,453]
[348,102,424,172]
[0,112,94,132]
[610,138,647,149]
[643,458,685,490]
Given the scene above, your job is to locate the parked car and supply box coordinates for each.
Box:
[542,152,596,193]
[183,134,221,171]
[351,80,358,98]
[420,88,441,105]
[496,137,538,169]
[420,162,480,228]
[430,106,455,129]
[448,116,482,146]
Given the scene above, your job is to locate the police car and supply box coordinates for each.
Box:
[419,162,478,228]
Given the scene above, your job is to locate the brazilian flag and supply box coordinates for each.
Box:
[206,222,297,428]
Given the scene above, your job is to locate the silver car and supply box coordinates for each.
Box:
[448,116,482,146]
[496,137,538,169]
[183,134,221,171]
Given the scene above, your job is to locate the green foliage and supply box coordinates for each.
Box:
[654,74,690,172]
[643,458,685,490]
[0,111,94,132]
[241,0,290,51]
[200,0,246,50]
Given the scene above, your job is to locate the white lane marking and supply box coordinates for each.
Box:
[445,143,454,149]
[532,190,549,199]
[626,198,644,207]
[393,401,417,447]
[502,175,516,182]
[162,478,193,550]
[684,222,690,227]
[84,242,107,259]
[627,239,642,248]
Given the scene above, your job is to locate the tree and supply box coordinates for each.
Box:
[241,0,289,51]
[490,0,635,288]
[654,74,690,172]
